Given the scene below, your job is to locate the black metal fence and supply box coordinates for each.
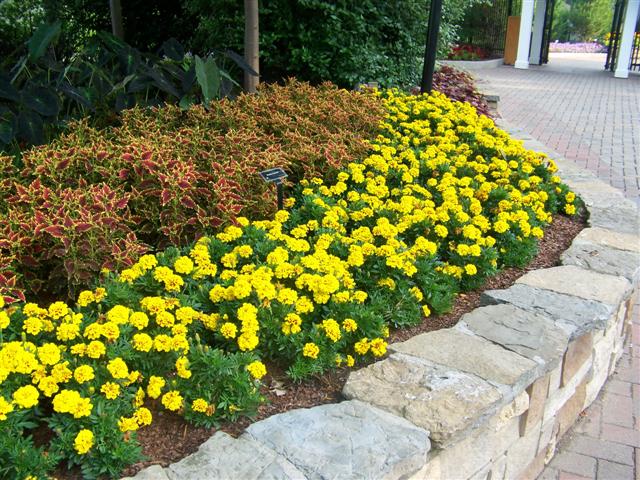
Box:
[606,0,640,72]
[457,0,523,57]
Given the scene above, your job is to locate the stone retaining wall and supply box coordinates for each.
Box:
[125,128,640,480]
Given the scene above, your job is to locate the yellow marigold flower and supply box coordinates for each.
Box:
[246,360,267,380]
[94,287,107,302]
[342,318,358,332]
[354,338,370,356]
[220,322,238,339]
[153,334,173,352]
[106,305,130,324]
[135,407,153,426]
[101,321,120,342]
[565,204,576,215]
[48,301,69,320]
[0,396,14,420]
[174,256,194,274]
[282,313,302,335]
[277,288,298,305]
[12,385,39,409]
[464,264,478,275]
[156,310,176,328]
[302,342,320,359]
[192,398,209,413]
[51,362,73,383]
[409,287,423,301]
[118,416,139,432]
[133,333,153,352]
[56,322,80,342]
[161,390,183,411]
[422,305,432,317]
[37,343,61,366]
[86,340,106,359]
[147,376,165,399]
[107,358,129,379]
[52,389,92,418]
[101,382,121,400]
[346,355,355,367]
[0,311,9,330]
[74,429,94,455]
[370,338,388,357]
[73,365,95,384]
[237,333,259,351]
[322,319,341,342]
[129,311,150,330]
[77,290,95,307]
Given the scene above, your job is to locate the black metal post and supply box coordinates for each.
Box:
[276,182,284,210]
[420,0,444,94]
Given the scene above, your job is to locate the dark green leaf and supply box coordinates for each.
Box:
[161,38,185,61]
[27,22,61,61]
[59,82,93,110]
[96,31,129,55]
[0,74,19,101]
[146,66,180,98]
[179,95,196,110]
[224,49,259,76]
[0,111,15,144]
[17,110,44,145]
[22,86,60,116]
[195,55,221,105]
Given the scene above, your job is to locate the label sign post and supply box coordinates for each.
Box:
[259,167,288,210]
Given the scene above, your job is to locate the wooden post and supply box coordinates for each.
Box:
[244,0,259,93]
[504,16,521,65]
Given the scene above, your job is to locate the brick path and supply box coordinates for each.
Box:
[474,53,640,203]
[473,54,640,480]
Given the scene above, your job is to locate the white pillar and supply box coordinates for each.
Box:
[515,0,535,69]
[614,0,640,78]
[530,0,547,64]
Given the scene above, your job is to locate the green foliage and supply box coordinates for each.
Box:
[552,0,614,42]
[0,25,249,152]
[186,0,479,88]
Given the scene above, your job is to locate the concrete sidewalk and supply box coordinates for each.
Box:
[474,53,640,480]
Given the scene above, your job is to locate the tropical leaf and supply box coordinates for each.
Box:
[27,22,61,61]
[0,74,19,101]
[16,110,44,145]
[22,85,60,116]
[195,55,221,105]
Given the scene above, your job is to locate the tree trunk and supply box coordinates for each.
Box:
[110,0,124,40]
[244,0,259,93]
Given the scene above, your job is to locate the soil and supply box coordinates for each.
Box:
[59,212,586,479]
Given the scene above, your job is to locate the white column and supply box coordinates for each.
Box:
[614,0,640,78]
[515,0,535,69]
[529,0,547,64]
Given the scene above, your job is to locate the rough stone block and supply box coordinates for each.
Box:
[245,400,430,480]
[390,328,539,397]
[557,377,588,438]
[122,465,170,480]
[521,373,551,436]
[543,359,592,425]
[561,240,640,284]
[166,432,305,480]
[342,353,501,447]
[515,265,632,307]
[548,364,563,394]
[519,449,547,480]
[481,284,614,340]
[412,416,520,480]
[561,333,593,387]
[459,304,569,372]
[573,227,640,253]
[587,204,640,235]
[503,419,541,479]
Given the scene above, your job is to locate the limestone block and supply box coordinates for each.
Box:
[245,400,429,480]
[519,450,548,480]
[547,364,562,394]
[342,353,502,448]
[573,227,640,253]
[543,359,592,425]
[481,284,614,340]
[122,465,170,480]
[587,204,640,235]
[503,419,541,480]
[458,304,569,372]
[412,416,520,480]
[166,432,305,480]
[561,241,640,284]
[515,266,631,307]
[561,332,593,387]
[556,377,588,438]
[390,328,539,397]
[520,373,551,436]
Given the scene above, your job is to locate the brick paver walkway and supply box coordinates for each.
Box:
[474,53,640,203]
[474,54,640,480]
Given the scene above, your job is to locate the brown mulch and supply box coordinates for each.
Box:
[64,212,587,478]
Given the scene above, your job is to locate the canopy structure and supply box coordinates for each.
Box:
[514,0,640,78]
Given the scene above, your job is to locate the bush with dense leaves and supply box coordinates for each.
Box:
[0,80,384,301]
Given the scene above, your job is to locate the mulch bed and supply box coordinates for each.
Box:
[53,212,586,478]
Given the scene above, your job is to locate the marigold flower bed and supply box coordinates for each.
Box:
[0,89,577,479]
